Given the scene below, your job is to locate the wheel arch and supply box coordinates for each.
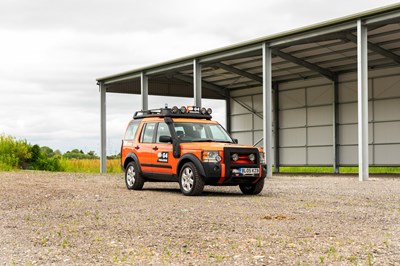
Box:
[177,154,206,177]
[123,152,142,173]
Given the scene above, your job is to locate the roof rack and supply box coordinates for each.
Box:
[133,106,212,120]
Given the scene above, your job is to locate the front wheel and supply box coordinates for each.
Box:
[125,161,144,190]
[239,178,264,195]
[179,162,204,196]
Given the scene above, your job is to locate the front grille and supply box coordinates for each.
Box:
[231,154,254,165]
[224,147,260,179]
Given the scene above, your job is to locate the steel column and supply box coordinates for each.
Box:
[99,82,107,173]
[357,20,369,181]
[141,72,148,110]
[273,82,280,173]
[333,78,339,173]
[226,90,231,133]
[194,59,202,107]
[263,43,273,178]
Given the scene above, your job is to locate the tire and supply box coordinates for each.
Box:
[239,178,264,195]
[179,162,204,196]
[125,161,144,190]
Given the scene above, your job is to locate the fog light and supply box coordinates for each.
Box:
[232,153,239,161]
[249,154,255,161]
[207,108,212,114]
[200,107,207,115]
[180,106,187,113]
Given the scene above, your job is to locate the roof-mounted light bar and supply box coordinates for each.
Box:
[170,106,212,115]
[133,106,213,119]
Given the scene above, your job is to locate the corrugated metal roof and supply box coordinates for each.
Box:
[97,3,400,99]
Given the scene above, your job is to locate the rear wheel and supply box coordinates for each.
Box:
[125,161,144,190]
[179,162,204,196]
[239,178,264,195]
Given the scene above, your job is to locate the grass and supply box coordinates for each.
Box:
[278,166,400,174]
[0,158,122,173]
[59,158,122,173]
[279,166,333,173]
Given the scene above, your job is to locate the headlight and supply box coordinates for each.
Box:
[202,151,222,163]
[259,152,265,164]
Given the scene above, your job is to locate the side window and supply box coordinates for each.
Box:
[124,120,140,140]
[156,122,171,143]
[140,123,156,143]
[174,125,185,138]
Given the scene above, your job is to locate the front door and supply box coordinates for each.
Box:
[150,122,174,175]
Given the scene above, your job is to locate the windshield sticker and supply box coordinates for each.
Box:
[158,152,168,163]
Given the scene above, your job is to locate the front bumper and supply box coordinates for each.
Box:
[202,162,266,185]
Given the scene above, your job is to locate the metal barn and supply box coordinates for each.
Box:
[96,4,400,181]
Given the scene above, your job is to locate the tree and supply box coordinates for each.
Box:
[30,145,41,164]
[54,150,62,157]
[41,146,54,157]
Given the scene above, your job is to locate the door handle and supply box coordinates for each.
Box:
[152,146,158,151]
[134,146,140,150]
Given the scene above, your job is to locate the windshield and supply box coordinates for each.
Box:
[173,122,233,143]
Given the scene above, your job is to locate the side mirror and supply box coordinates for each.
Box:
[233,138,238,144]
[159,135,172,143]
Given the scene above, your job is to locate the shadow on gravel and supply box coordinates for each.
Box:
[141,187,268,197]
[142,187,182,194]
[199,191,244,197]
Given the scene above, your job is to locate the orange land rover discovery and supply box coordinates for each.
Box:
[121,106,267,196]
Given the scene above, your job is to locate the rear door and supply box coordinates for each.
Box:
[122,120,140,163]
[137,122,157,173]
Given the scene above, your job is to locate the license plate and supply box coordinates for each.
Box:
[240,168,260,175]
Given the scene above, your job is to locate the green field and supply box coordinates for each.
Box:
[278,166,400,174]
[59,158,122,173]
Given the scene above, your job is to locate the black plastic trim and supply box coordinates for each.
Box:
[124,152,142,173]
[141,163,172,169]
[141,172,177,182]
[177,154,206,177]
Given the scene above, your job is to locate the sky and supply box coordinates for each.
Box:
[1,0,399,155]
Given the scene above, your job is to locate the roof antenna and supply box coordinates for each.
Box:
[165,103,168,108]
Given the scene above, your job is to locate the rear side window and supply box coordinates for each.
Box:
[124,120,140,140]
[140,123,156,143]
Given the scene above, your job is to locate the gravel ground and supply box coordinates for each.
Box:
[0,172,399,265]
